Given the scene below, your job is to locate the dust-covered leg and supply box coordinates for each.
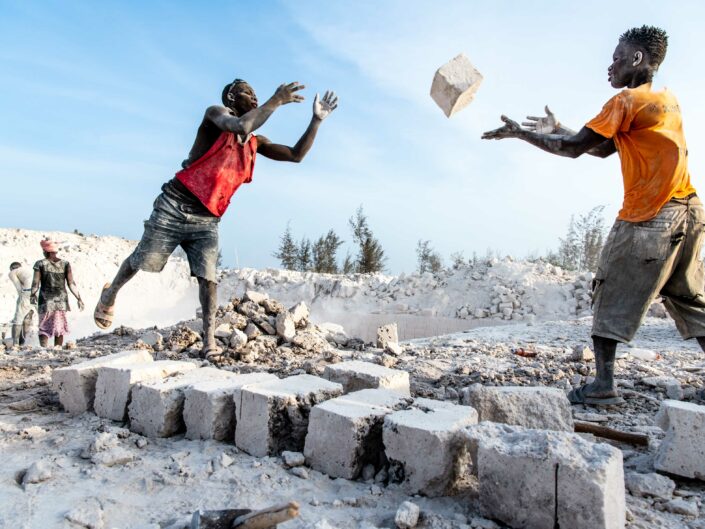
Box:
[11,325,22,347]
[95,257,138,328]
[198,277,220,359]
[568,336,624,405]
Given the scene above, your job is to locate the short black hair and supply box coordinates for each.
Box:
[221,79,247,105]
[620,25,668,67]
[10,262,21,270]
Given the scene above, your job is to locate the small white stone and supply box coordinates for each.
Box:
[22,460,52,485]
[290,467,309,479]
[244,290,269,304]
[228,329,248,349]
[289,301,310,326]
[664,498,699,517]
[282,451,305,468]
[275,311,296,342]
[395,501,420,529]
[625,472,675,500]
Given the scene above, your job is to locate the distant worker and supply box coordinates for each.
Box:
[93,79,338,360]
[483,26,705,405]
[30,239,85,348]
[8,262,34,346]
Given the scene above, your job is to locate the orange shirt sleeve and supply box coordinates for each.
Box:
[585,93,631,139]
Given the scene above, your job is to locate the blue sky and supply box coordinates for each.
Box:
[3,0,705,273]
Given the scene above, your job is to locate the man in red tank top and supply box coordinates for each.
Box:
[93,79,338,359]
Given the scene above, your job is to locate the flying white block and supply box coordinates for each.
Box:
[430,53,483,117]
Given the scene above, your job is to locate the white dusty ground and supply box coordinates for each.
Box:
[1,229,704,529]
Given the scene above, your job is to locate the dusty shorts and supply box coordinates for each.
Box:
[592,195,705,342]
[129,192,220,283]
[13,291,33,325]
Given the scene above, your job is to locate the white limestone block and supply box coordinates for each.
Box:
[461,384,574,431]
[654,400,705,480]
[234,374,343,457]
[323,360,410,395]
[289,301,310,326]
[395,501,420,529]
[52,350,154,415]
[275,311,296,342]
[430,53,483,117]
[304,389,411,479]
[128,367,231,438]
[383,398,478,496]
[244,290,269,304]
[94,360,197,421]
[464,422,625,529]
[376,323,398,348]
[183,372,277,441]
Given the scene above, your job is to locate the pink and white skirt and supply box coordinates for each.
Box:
[39,311,69,338]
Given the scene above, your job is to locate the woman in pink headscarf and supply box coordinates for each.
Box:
[30,239,85,347]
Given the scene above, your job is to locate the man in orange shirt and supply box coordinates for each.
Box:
[483,26,705,405]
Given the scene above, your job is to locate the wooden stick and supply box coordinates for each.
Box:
[232,502,300,529]
[574,421,649,446]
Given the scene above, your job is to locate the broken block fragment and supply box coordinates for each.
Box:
[183,372,278,441]
[304,389,411,479]
[464,422,625,529]
[430,53,483,117]
[383,398,478,496]
[128,367,232,438]
[94,360,197,421]
[461,384,574,431]
[52,350,154,415]
[234,374,343,457]
[323,360,410,395]
[654,400,705,480]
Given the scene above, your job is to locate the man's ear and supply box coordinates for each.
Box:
[226,91,235,102]
[632,50,644,67]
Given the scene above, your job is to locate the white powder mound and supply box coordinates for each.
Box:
[2,228,594,341]
[0,228,199,341]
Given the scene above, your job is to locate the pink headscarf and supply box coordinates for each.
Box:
[40,239,58,253]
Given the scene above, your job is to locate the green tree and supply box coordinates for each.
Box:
[297,238,312,272]
[348,205,386,273]
[416,240,444,274]
[312,230,344,273]
[273,222,298,270]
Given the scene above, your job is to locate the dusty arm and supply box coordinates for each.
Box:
[521,106,617,158]
[482,115,609,158]
[65,264,85,310]
[29,270,40,305]
[206,82,306,136]
[258,91,338,162]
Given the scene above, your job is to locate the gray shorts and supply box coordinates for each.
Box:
[592,195,705,342]
[130,193,220,283]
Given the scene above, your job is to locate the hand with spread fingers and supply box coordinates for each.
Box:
[522,105,560,134]
[272,81,306,106]
[313,90,339,121]
[482,115,524,140]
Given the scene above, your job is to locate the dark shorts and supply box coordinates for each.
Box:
[592,195,705,342]
[130,192,220,283]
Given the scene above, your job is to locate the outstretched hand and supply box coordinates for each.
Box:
[482,115,523,140]
[313,90,338,120]
[272,82,306,106]
[78,299,85,311]
[522,105,559,134]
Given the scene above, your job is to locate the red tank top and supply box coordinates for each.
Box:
[175,131,258,217]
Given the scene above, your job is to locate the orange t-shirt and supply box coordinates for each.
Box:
[586,83,695,222]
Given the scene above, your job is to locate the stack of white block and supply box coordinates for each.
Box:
[234,374,344,457]
[304,388,411,479]
[52,350,154,414]
[383,398,478,497]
